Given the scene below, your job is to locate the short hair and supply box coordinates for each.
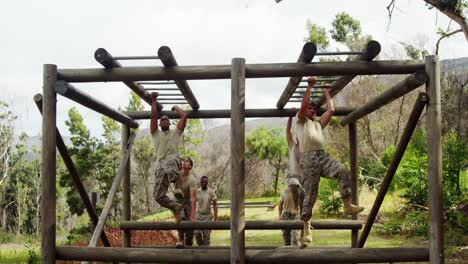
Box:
[185,158,193,167]
[308,102,317,108]
[200,176,208,180]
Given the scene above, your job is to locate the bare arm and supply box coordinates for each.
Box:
[213,200,218,221]
[150,92,159,134]
[172,106,187,132]
[278,200,283,220]
[297,76,316,121]
[190,190,196,222]
[319,85,335,128]
[286,116,293,145]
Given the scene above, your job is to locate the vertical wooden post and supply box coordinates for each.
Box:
[41,64,57,264]
[230,58,246,264]
[349,122,358,247]
[425,55,444,264]
[122,125,132,249]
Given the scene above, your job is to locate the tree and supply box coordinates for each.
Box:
[132,135,155,214]
[96,116,121,218]
[246,127,288,195]
[0,101,17,188]
[60,107,101,216]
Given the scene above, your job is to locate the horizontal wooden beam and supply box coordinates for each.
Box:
[158,46,200,110]
[56,246,429,263]
[94,48,162,110]
[57,60,424,82]
[55,81,138,128]
[340,71,428,126]
[124,107,356,119]
[276,42,317,109]
[119,220,362,230]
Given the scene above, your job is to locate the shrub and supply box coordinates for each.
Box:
[318,178,342,215]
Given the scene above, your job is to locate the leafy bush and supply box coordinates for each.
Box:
[318,178,342,215]
[404,210,429,237]
[378,213,403,235]
[66,224,91,245]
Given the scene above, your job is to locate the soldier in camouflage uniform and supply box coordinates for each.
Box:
[194,176,218,246]
[173,158,197,248]
[286,117,311,244]
[293,76,364,224]
[150,92,187,223]
[279,178,301,246]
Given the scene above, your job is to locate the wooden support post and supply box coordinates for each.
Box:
[94,48,163,110]
[55,81,139,128]
[34,94,112,247]
[276,42,317,109]
[358,93,428,248]
[88,133,136,247]
[425,55,444,264]
[41,64,57,264]
[57,60,425,82]
[231,57,246,264]
[124,107,356,120]
[122,125,131,249]
[158,46,200,110]
[119,220,362,230]
[315,40,381,107]
[56,246,430,263]
[349,122,358,247]
[340,70,429,126]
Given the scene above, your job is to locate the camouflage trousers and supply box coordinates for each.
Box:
[153,156,182,211]
[299,150,351,221]
[177,197,194,246]
[280,211,300,246]
[194,213,212,246]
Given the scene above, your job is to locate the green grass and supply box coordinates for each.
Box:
[142,193,422,248]
[210,206,422,247]
[0,245,40,263]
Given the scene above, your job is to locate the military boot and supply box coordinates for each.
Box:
[342,197,364,215]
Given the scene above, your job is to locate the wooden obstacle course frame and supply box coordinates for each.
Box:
[38,43,443,263]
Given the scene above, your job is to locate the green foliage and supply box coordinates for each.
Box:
[246,127,288,194]
[180,118,204,162]
[318,178,342,215]
[60,108,122,218]
[427,0,468,14]
[125,92,145,112]
[330,12,362,43]
[405,210,429,237]
[132,135,155,214]
[305,20,329,49]
[304,12,372,60]
[378,213,403,235]
[66,223,91,245]
[1,134,42,235]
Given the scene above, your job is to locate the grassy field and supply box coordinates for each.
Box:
[0,190,430,263]
[141,190,422,248]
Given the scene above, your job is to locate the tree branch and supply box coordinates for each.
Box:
[436,28,463,54]
[424,0,468,41]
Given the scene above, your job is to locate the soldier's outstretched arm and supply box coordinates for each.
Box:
[297,76,316,121]
[319,85,335,128]
[172,106,187,132]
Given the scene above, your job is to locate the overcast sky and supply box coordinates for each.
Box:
[1,0,467,138]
